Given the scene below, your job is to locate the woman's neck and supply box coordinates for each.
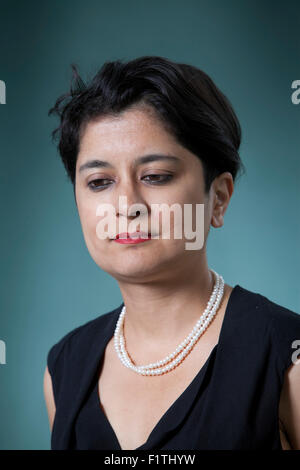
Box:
[117,261,215,349]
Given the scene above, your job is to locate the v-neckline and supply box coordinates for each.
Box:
[92,284,240,450]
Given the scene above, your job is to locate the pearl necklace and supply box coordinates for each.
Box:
[114,269,225,376]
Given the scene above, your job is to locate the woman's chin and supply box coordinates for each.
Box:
[91,240,183,281]
[97,256,165,282]
[110,262,159,280]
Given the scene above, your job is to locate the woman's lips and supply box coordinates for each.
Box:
[113,232,152,244]
[116,231,150,239]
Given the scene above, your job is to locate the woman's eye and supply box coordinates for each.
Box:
[87,179,112,191]
[142,174,173,184]
[87,174,173,191]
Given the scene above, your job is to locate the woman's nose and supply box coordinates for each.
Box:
[113,179,147,219]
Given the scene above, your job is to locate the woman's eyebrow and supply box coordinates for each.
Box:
[78,154,181,173]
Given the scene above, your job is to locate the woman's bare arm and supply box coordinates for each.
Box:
[279,361,300,450]
[43,365,56,432]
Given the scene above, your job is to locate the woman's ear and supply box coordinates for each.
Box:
[210,172,234,228]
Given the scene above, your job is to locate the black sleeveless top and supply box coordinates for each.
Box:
[47,284,300,450]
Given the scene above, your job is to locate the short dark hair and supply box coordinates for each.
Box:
[48,55,245,195]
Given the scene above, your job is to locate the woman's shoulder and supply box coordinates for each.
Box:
[236,284,300,372]
[237,284,300,326]
[46,303,122,378]
[260,291,300,324]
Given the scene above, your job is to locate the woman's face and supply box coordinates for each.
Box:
[75,105,226,283]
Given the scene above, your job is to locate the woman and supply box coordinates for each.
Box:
[44,56,300,450]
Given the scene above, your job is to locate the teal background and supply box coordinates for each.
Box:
[0,0,299,450]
